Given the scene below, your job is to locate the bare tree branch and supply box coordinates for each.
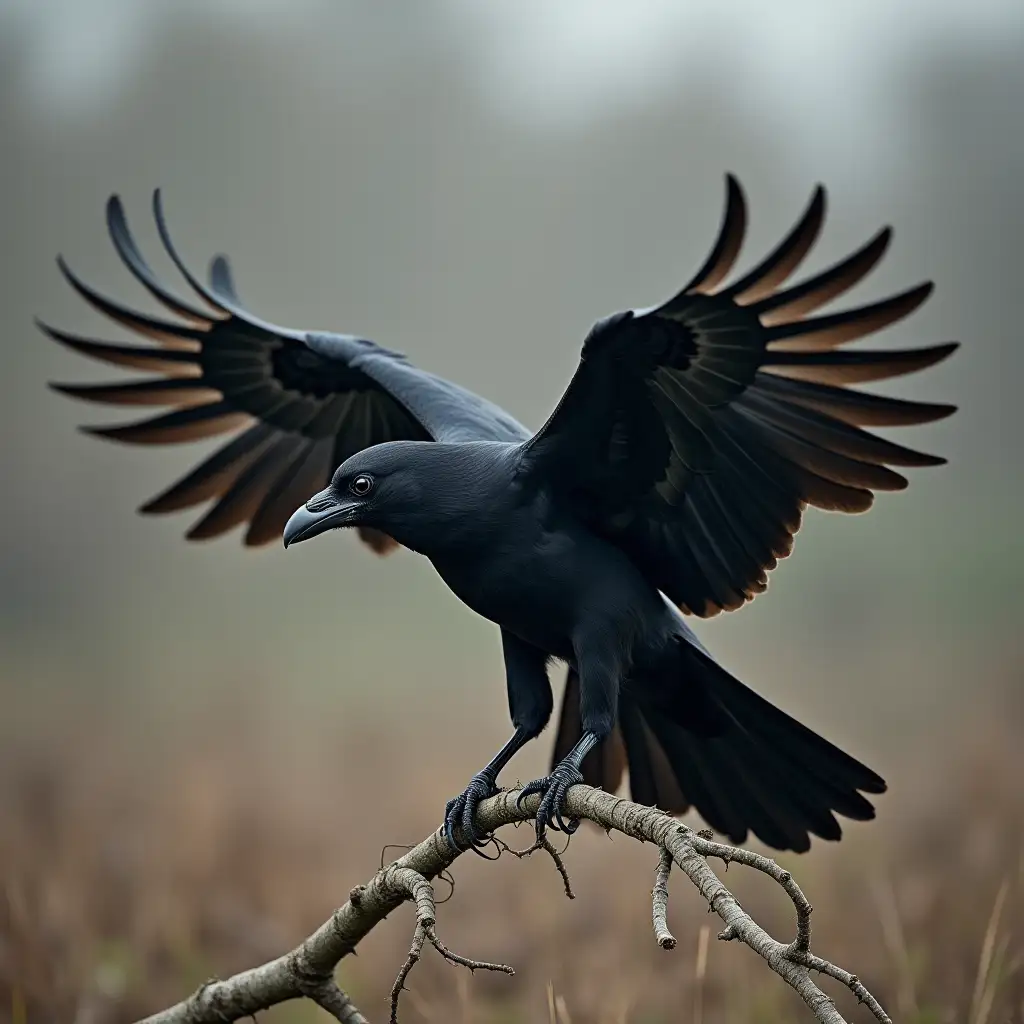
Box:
[135,786,891,1024]
[652,847,677,950]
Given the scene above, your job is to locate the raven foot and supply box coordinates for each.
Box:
[444,772,499,853]
[516,762,585,840]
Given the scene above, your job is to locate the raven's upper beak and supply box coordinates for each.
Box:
[283,489,359,548]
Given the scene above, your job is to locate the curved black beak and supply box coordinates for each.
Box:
[283,490,358,548]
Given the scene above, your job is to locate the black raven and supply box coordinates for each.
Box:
[43,177,956,853]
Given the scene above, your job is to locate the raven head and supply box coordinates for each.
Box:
[286,435,496,550]
[283,440,425,548]
[284,438,514,551]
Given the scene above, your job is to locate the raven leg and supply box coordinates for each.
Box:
[517,730,600,837]
[517,628,621,840]
[443,631,552,852]
[444,726,531,851]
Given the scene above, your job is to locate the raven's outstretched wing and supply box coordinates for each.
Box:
[43,192,528,548]
[523,175,957,616]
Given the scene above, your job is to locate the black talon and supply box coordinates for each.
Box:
[553,794,581,835]
[443,771,498,854]
[516,778,546,812]
[444,725,538,853]
[518,762,585,841]
[443,796,462,851]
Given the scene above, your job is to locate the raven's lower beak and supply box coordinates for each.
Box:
[283,490,358,548]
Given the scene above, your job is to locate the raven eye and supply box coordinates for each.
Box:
[350,474,374,497]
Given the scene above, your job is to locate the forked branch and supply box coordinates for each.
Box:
[135,786,891,1024]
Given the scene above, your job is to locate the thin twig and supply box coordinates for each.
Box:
[390,924,426,1024]
[788,949,893,1024]
[425,926,515,975]
[498,833,575,899]
[651,848,676,950]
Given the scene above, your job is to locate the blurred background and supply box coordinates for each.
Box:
[1,2,1022,1021]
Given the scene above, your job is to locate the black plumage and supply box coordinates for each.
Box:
[43,177,957,852]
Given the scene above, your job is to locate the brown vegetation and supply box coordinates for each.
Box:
[2,684,1022,1024]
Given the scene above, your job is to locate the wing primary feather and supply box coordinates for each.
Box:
[49,377,220,407]
[753,228,892,324]
[739,388,945,467]
[787,469,875,513]
[38,320,202,376]
[667,174,748,302]
[752,371,957,426]
[733,404,909,491]
[763,342,958,385]
[105,195,217,325]
[726,185,826,303]
[81,402,252,445]
[151,190,234,316]
[55,257,205,348]
[152,192,300,339]
[765,282,934,351]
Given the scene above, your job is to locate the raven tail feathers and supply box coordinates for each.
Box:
[549,647,885,853]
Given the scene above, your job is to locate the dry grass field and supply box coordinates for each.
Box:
[3,673,1021,1024]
